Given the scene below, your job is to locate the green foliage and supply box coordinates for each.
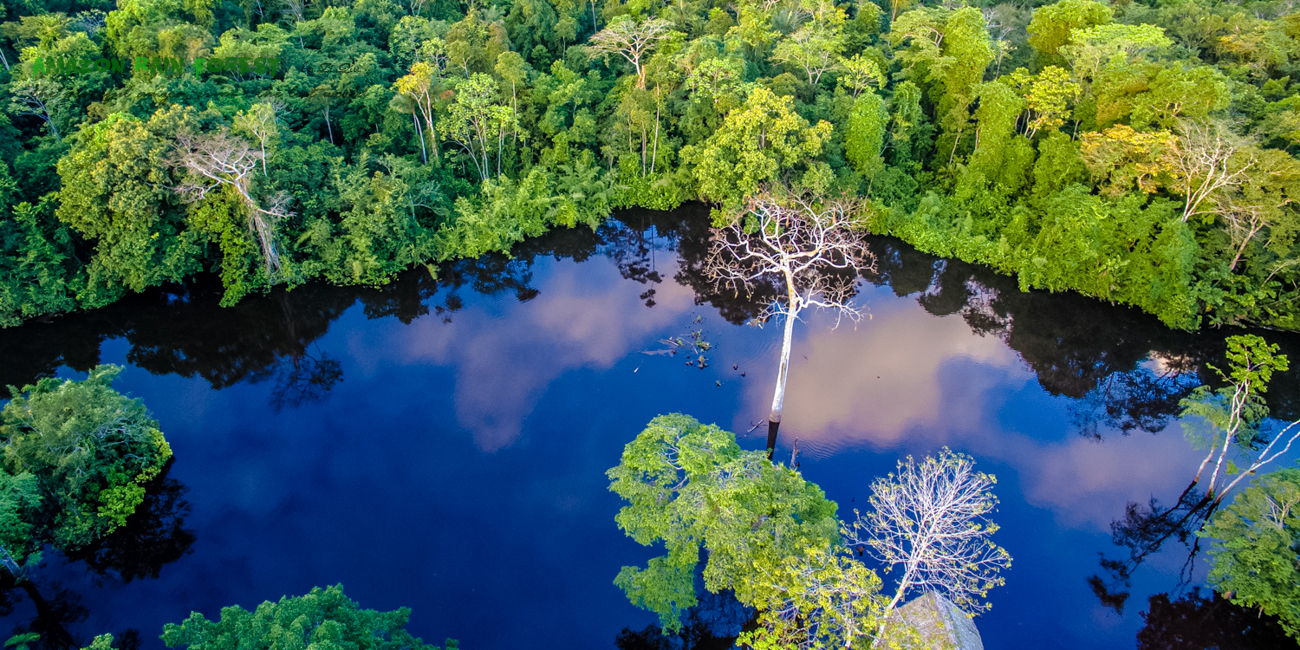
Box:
[846,90,886,181]
[685,87,833,212]
[0,365,173,551]
[607,414,839,631]
[0,0,1295,333]
[1026,0,1111,59]
[1200,469,1300,638]
[738,546,889,649]
[1180,335,1288,454]
[0,469,41,575]
[55,109,204,308]
[160,585,457,650]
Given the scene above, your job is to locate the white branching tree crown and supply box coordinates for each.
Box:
[845,448,1011,617]
[172,130,293,275]
[703,190,875,453]
[703,191,875,327]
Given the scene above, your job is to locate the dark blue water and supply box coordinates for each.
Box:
[2,206,1298,649]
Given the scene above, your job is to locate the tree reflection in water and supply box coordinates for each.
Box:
[4,205,1300,644]
[61,462,196,583]
[615,587,753,650]
[0,464,194,650]
[268,348,344,412]
[1089,485,1212,615]
[0,577,89,650]
[1137,589,1292,649]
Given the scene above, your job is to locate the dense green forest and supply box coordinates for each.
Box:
[81,585,459,650]
[0,0,1297,329]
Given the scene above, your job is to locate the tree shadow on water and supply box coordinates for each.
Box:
[0,463,195,650]
[615,588,754,650]
[1137,588,1293,649]
[60,461,196,584]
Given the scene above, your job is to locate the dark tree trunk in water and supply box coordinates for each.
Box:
[765,419,780,459]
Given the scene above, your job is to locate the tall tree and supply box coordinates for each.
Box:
[606,413,840,631]
[1199,469,1300,639]
[687,87,833,208]
[1180,335,1298,505]
[436,73,513,182]
[703,193,873,454]
[0,365,174,555]
[588,15,675,89]
[844,448,1011,625]
[172,130,294,277]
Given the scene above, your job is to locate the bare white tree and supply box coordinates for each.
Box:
[173,130,293,275]
[8,77,64,139]
[587,16,676,89]
[233,102,280,175]
[845,448,1010,640]
[703,192,873,455]
[1167,120,1256,223]
[1182,338,1300,505]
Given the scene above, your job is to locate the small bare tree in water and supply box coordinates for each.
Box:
[1183,335,1296,504]
[845,448,1010,640]
[173,130,293,275]
[1090,335,1300,611]
[703,191,873,456]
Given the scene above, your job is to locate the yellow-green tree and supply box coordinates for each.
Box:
[685,87,832,210]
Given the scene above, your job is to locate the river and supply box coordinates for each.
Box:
[2,204,1298,649]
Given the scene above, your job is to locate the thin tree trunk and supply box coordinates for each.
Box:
[414,113,427,164]
[872,572,914,649]
[0,544,22,576]
[651,102,660,174]
[324,106,334,144]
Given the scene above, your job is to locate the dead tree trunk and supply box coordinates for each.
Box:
[766,288,797,457]
[704,192,874,462]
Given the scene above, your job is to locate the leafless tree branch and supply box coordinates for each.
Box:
[703,191,875,454]
[845,448,1011,628]
[172,130,293,275]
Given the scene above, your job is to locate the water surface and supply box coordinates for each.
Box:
[2,205,1298,649]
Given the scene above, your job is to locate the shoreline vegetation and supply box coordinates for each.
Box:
[0,0,1297,332]
[31,55,281,76]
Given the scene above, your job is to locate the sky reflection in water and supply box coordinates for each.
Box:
[1,207,1297,650]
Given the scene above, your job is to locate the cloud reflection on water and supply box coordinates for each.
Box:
[731,284,1209,534]
[343,249,1215,535]
[383,259,696,451]
[735,289,1021,454]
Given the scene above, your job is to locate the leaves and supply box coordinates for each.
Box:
[607,414,839,631]
[160,584,458,650]
[0,365,174,554]
[1200,468,1300,638]
[685,87,832,209]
